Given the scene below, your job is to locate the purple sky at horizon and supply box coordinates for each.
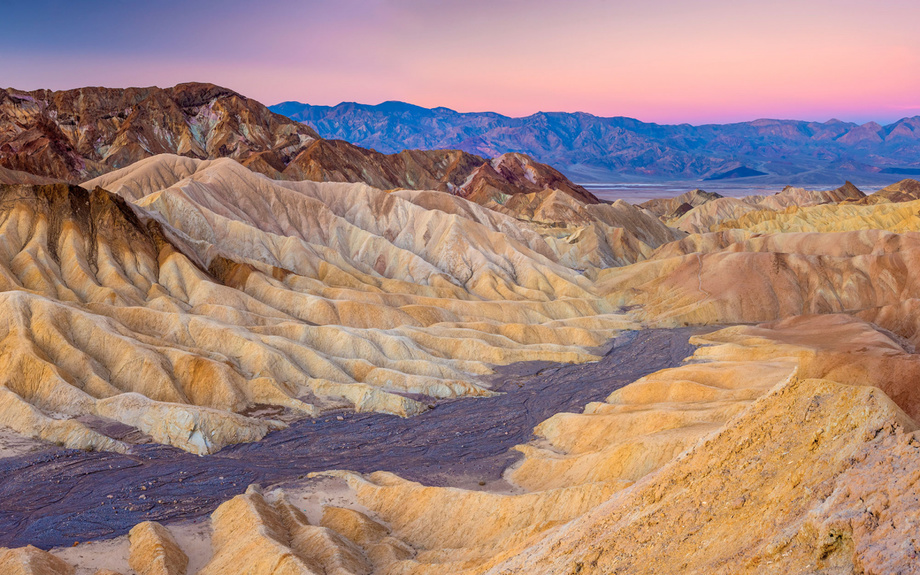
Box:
[2,0,919,125]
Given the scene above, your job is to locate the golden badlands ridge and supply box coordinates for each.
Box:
[0,154,918,573]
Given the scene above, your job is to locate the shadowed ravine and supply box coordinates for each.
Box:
[0,328,700,549]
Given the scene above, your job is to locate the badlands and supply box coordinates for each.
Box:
[0,84,917,574]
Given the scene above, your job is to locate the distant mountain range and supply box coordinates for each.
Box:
[0,83,601,206]
[270,101,920,184]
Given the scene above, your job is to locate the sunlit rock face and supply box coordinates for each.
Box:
[599,224,920,327]
[639,189,724,219]
[0,152,673,455]
[646,182,868,234]
[489,317,920,575]
[17,314,920,574]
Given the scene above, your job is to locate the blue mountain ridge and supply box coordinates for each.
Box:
[270,101,920,185]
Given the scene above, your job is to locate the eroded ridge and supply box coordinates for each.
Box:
[0,156,675,454]
[0,329,695,550]
[4,314,918,574]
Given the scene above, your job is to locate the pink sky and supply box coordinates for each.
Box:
[4,0,920,124]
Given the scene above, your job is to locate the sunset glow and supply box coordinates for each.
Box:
[3,0,920,123]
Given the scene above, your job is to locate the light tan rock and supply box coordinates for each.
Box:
[647,183,864,234]
[638,188,722,218]
[601,228,920,327]
[750,181,865,210]
[0,157,647,454]
[0,545,75,575]
[199,486,371,575]
[670,196,759,232]
[488,377,917,574]
[507,324,799,492]
[128,521,189,575]
[9,314,920,575]
[716,195,920,233]
[97,394,282,456]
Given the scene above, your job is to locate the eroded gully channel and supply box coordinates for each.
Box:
[0,328,700,549]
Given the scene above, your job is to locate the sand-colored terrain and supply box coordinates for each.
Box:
[599,226,920,326]
[2,314,915,574]
[0,155,671,455]
[0,139,918,573]
[657,182,868,233]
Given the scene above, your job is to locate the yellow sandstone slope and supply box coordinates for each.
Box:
[715,196,920,234]
[600,228,920,326]
[660,182,866,233]
[15,314,918,574]
[4,155,920,573]
[0,154,663,454]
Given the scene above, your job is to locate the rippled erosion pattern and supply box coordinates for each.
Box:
[0,328,699,549]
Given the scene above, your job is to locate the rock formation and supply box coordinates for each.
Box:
[460,153,600,206]
[129,521,188,575]
[749,180,865,210]
[0,84,599,210]
[0,84,318,182]
[17,314,919,574]
[1,84,920,575]
[651,182,867,233]
[0,152,661,454]
[491,320,920,574]
[0,545,75,575]
[600,228,920,326]
[668,196,760,233]
[0,165,61,186]
[638,188,723,219]
[861,178,920,204]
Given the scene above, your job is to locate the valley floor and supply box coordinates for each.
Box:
[0,328,698,550]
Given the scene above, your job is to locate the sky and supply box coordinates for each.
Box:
[2,0,919,125]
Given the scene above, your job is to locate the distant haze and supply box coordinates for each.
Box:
[271,101,920,186]
[3,0,920,125]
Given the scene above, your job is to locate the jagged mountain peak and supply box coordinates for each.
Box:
[0,82,319,182]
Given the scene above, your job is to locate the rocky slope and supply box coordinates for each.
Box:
[8,314,919,574]
[0,84,600,209]
[2,87,920,575]
[0,83,319,182]
[599,225,920,329]
[861,177,920,204]
[638,188,723,219]
[0,166,61,186]
[0,153,666,456]
[646,181,867,233]
[271,100,920,183]
[490,316,920,575]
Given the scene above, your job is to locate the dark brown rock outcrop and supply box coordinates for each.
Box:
[0,83,319,182]
[0,83,598,208]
